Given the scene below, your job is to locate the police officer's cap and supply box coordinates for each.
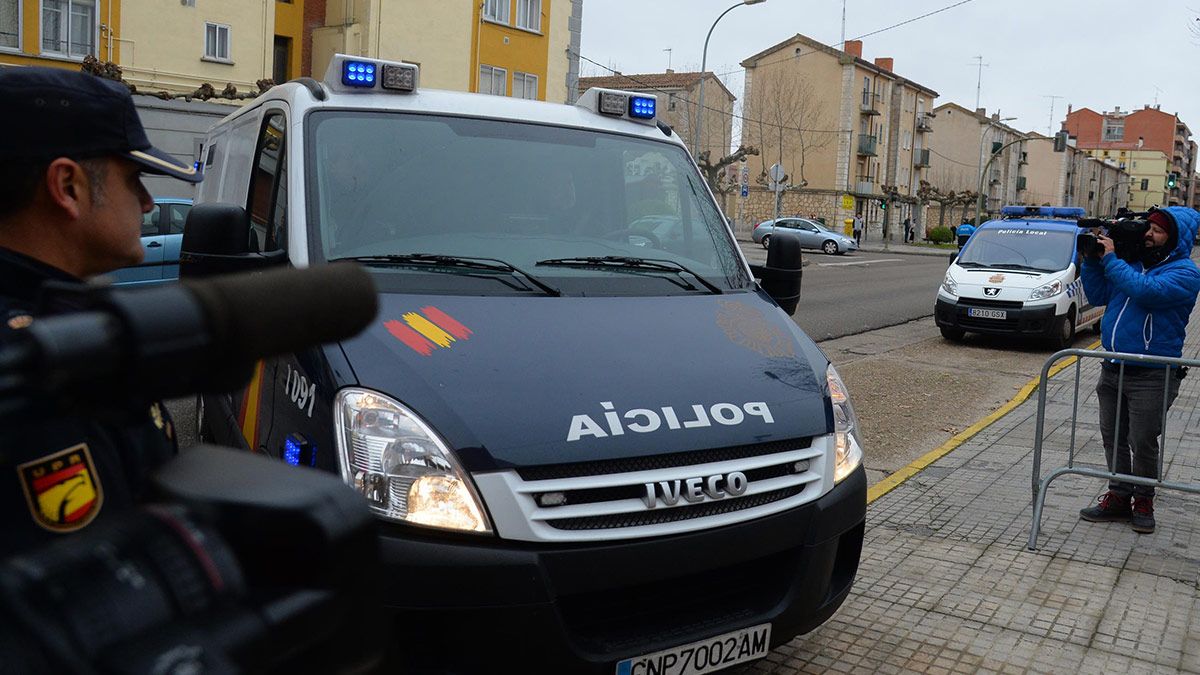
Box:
[0,67,201,183]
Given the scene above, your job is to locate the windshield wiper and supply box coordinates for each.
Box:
[333,253,561,296]
[534,256,723,294]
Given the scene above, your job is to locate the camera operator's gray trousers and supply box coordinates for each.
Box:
[1097,366,1183,497]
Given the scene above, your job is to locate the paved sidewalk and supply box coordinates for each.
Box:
[747,308,1200,673]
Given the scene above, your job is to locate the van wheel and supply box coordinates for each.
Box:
[940,326,965,341]
[822,240,839,255]
[761,235,771,249]
[196,394,211,443]
[1051,308,1076,349]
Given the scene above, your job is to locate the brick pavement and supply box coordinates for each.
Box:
[745,307,1200,674]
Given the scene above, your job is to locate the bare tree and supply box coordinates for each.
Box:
[744,72,836,188]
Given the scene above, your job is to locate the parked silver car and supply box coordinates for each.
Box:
[752,217,858,255]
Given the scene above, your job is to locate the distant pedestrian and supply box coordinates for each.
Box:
[903,217,913,243]
[852,213,863,245]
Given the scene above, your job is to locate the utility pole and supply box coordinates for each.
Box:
[970,56,988,110]
[1042,95,1064,136]
[840,0,847,49]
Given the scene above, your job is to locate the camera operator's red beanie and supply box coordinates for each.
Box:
[1148,209,1178,251]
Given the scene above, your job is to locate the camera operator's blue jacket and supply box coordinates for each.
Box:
[1081,206,1200,362]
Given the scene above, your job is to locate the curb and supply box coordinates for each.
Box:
[865,338,1103,504]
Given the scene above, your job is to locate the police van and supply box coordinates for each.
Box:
[935,206,1103,348]
[183,54,866,673]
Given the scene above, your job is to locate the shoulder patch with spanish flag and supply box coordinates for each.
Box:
[18,443,104,533]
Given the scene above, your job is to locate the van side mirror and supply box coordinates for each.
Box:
[749,232,803,315]
[180,203,286,278]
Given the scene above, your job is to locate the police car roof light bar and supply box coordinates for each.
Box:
[999,205,1086,219]
[575,88,657,126]
[324,54,420,94]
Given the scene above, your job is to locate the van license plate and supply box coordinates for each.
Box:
[968,308,1006,320]
[615,623,771,675]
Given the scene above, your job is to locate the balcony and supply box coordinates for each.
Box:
[1018,151,1028,165]
[854,176,875,194]
[1016,176,1027,191]
[913,148,931,167]
[916,113,933,132]
[860,90,881,115]
[988,168,1001,185]
[857,134,878,156]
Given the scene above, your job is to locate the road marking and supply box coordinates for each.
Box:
[817,258,902,267]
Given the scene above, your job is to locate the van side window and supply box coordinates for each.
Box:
[247,112,288,252]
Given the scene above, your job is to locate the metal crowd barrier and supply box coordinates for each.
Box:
[1028,348,1200,550]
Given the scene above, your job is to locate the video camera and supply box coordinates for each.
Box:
[0,265,383,674]
[1077,209,1151,263]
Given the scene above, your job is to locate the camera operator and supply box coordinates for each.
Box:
[0,67,202,556]
[1079,207,1200,533]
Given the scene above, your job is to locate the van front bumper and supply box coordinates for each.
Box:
[374,465,866,673]
[935,297,1059,336]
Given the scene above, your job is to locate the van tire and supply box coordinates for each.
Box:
[1052,308,1076,349]
[940,326,965,341]
[822,240,839,255]
[761,235,771,249]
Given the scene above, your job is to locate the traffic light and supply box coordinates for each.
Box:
[1168,172,1179,189]
[878,199,887,211]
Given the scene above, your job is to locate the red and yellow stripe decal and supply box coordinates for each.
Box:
[236,360,267,450]
[384,306,473,356]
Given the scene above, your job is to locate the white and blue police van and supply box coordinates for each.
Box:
[181,55,867,673]
[935,206,1103,348]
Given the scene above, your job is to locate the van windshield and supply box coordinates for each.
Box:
[956,227,1076,273]
[305,111,750,294]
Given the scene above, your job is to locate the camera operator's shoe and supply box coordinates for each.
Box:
[1131,496,1156,534]
[1079,491,1132,522]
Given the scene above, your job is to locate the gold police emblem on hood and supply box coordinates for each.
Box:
[988,273,1006,283]
[717,301,795,358]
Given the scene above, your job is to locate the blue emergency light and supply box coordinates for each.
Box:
[284,434,316,467]
[1000,205,1086,219]
[628,96,656,119]
[342,61,377,88]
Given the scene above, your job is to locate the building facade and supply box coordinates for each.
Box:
[312,0,581,103]
[739,35,937,239]
[927,103,1027,221]
[1063,104,1195,208]
[576,70,735,166]
[1022,132,1128,216]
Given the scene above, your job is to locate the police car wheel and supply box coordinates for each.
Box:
[940,326,965,341]
[1052,309,1076,349]
[822,240,839,255]
[761,235,771,249]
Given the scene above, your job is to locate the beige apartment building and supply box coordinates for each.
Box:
[738,35,937,238]
[1020,133,1128,216]
[576,70,735,168]
[927,103,1027,224]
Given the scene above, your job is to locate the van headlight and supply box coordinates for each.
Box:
[1029,280,1062,300]
[334,388,492,534]
[826,364,864,483]
[941,275,958,297]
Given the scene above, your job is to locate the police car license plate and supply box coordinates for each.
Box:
[967,308,1006,320]
[615,623,771,675]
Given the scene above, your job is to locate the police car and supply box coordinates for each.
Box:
[183,55,866,673]
[935,206,1103,348]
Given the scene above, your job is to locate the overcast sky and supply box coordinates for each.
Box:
[579,0,1200,143]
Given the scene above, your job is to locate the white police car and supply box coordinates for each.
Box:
[935,206,1104,348]
[183,54,866,674]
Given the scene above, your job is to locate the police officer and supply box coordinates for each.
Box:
[0,67,202,555]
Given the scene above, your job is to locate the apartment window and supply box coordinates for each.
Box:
[516,0,541,31]
[1102,117,1124,142]
[42,0,96,58]
[483,0,509,23]
[1,0,18,50]
[478,64,506,96]
[204,22,231,61]
[513,71,538,100]
[667,94,676,111]
[1141,178,1149,190]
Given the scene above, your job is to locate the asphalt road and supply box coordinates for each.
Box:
[740,242,951,340]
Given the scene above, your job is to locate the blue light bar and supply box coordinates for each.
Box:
[284,437,302,466]
[628,96,656,119]
[1000,205,1086,219]
[342,60,377,88]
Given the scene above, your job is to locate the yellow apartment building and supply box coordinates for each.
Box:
[1082,147,1169,211]
[312,0,582,103]
[0,0,306,95]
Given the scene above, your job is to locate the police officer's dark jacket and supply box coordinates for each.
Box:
[0,246,177,556]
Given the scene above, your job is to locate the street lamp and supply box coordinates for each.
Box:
[693,0,766,159]
[974,116,1016,223]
